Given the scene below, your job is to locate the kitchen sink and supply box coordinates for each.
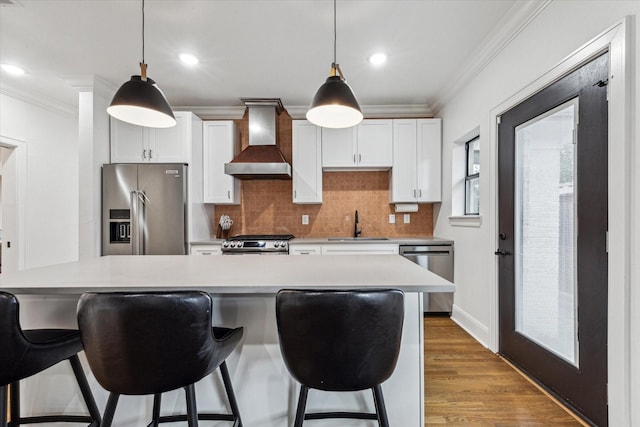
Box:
[327,237,389,241]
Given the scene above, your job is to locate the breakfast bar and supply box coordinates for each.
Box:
[1,255,454,426]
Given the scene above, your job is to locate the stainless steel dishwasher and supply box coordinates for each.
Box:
[399,243,454,314]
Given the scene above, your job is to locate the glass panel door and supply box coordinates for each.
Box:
[514,98,579,366]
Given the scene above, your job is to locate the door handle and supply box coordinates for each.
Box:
[494,249,510,256]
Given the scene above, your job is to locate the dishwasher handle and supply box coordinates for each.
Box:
[401,250,451,256]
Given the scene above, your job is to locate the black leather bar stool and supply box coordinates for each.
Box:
[77,291,243,427]
[0,291,101,427]
[276,289,404,427]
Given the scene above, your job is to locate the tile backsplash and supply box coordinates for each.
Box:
[209,112,434,238]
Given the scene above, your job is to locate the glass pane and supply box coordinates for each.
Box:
[465,177,479,215]
[514,99,578,366]
[467,137,480,176]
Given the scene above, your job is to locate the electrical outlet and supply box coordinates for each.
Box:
[302,214,309,225]
[389,214,395,224]
[404,214,411,224]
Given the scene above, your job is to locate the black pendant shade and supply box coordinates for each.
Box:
[107,75,176,128]
[107,0,176,128]
[306,75,363,129]
[306,0,363,129]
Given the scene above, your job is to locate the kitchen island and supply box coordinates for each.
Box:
[1,255,454,427]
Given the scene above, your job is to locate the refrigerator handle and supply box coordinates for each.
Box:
[130,190,146,255]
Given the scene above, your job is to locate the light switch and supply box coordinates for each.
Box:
[302,214,309,225]
[389,214,396,224]
[404,214,411,224]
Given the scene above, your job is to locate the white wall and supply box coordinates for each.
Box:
[0,94,79,269]
[434,1,639,425]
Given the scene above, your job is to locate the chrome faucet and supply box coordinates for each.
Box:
[354,210,362,238]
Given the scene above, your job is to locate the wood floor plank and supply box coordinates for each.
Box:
[424,316,585,426]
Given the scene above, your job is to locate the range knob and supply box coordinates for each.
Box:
[274,241,281,248]
[237,242,244,248]
[222,241,229,248]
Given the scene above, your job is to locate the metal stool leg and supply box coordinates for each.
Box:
[293,385,309,427]
[68,355,101,426]
[101,393,120,427]
[372,385,390,427]
[8,382,18,427]
[184,384,198,427]
[1,385,7,427]
[219,361,243,427]
[151,393,162,427]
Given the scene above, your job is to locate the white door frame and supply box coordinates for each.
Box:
[0,135,27,272]
[488,18,633,426]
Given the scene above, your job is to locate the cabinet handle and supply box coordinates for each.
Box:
[143,149,147,159]
[227,190,231,199]
[149,149,153,159]
[358,153,362,163]
[201,252,212,255]
[419,189,422,197]
[294,190,297,198]
[413,189,417,197]
[353,154,356,164]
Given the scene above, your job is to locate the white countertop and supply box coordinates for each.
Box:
[0,255,455,295]
[289,236,454,245]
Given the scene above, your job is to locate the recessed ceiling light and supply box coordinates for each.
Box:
[1,63,26,75]
[179,53,199,66]
[368,53,387,66]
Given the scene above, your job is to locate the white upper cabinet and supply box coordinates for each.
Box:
[202,121,241,205]
[390,118,442,203]
[322,119,393,170]
[110,112,191,163]
[292,120,323,204]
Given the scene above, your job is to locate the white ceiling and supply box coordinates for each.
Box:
[0,0,536,116]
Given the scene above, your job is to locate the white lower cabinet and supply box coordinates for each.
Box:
[290,242,399,255]
[321,244,399,255]
[190,244,222,255]
[289,245,322,255]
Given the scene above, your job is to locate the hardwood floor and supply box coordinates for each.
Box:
[424,315,585,426]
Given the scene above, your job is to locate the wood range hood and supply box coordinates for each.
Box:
[224,98,292,180]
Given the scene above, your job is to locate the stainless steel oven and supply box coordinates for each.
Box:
[221,235,294,255]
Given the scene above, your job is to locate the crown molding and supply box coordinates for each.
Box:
[66,75,116,100]
[176,106,247,120]
[285,104,433,120]
[431,0,552,114]
[0,85,77,116]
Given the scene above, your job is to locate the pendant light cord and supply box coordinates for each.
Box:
[141,0,145,64]
[333,0,337,65]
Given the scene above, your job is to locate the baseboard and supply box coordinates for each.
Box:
[450,304,491,349]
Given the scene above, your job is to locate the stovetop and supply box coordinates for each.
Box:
[222,234,294,253]
[225,234,295,241]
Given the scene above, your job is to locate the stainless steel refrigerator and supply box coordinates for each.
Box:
[102,163,188,255]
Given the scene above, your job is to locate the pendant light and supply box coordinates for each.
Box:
[107,0,176,128]
[306,0,363,129]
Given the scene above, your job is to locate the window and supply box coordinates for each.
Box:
[465,136,480,215]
